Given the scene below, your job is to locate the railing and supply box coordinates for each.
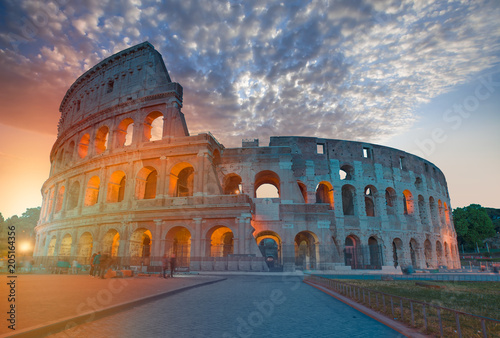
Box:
[305,275,500,337]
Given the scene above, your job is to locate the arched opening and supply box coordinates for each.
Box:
[415,177,423,190]
[385,187,396,215]
[254,170,280,198]
[344,235,361,269]
[409,238,419,268]
[78,133,90,158]
[116,118,134,147]
[95,125,109,154]
[107,171,126,203]
[339,164,354,180]
[444,241,450,267]
[403,190,414,215]
[169,162,195,197]
[342,184,356,216]
[295,231,319,270]
[67,181,80,210]
[223,174,242,195]
[418,195,428,226]
[438,200,445,226]
[84,176,100,206]
[77,232,93,264]
[392,238,403,268]
[55,186,65,213]
[144,111,164,141]
[424,239,432,268]
[316,181,334,209]
[59,234,72,256]
[429,197,439,228]
[297,181,308,203]
[207,226,234,257]
[436,241,444,266]
[364,186,377,217]
[47,236,57,256]
[102,229,120,258]
[65,141,75,165]
[56,150,64,170]
[444,202,451,226]
[165,227,191,268]
[368,236,382,268]
[136,166,157,199]
[129,229,152,265]
[256,231,282,269]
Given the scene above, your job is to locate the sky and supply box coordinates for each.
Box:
[0,0,499,219]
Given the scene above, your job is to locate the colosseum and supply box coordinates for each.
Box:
[33,42,460,273]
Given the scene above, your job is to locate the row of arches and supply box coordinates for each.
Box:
[54,111,166,170]
[42,225,236,267]
[42,162,195,218]
[41,225,457,270]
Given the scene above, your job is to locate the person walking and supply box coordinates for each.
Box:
[99,254,109,279]
[162,254,169,278]
[89,253,97,276]
[169,254,176,278]
[92,252,101,277]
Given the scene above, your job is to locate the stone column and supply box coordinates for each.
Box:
[192,218,203,257]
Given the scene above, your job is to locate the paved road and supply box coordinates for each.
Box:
[50,275,403,338]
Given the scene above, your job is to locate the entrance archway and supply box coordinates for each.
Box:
[368,236,382,269]
[207,226,234,257]
[102,229,120,258]
[129,229,152,265]
[256,231,282,269]
[77,232,93,264]
[424,239,433,268]
[294,231,319,270]
[165,227,191,268]
[344,235,361,269]
[392,238,403,268]
[59,234,72,257]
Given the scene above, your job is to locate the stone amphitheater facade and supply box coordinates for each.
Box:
[34,42,460,272]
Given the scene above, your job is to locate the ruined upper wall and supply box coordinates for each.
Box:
[57,42,181,136]
[267,136,448,190]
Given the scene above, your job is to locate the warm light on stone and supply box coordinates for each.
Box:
[33,42,460,272]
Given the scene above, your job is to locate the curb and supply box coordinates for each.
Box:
[2,277,226,338]
[304,280,429,338]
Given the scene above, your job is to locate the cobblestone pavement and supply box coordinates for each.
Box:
[49,275,403,338]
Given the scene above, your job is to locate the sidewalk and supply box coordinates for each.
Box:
[0,274,224,337]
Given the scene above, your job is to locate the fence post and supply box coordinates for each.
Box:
[391,296,395,319]
[455,312,462,338]
[376,293,379,308]
[481,319,487,338]
[368,291,371,307]
[423,305,428,331]
[363,289,365,303]
[400,298,403,320]
[437,308,443,337]
[410,301,414,326]
[383,294,386,312]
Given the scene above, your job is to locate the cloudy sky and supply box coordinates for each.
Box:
[0,0,499,218]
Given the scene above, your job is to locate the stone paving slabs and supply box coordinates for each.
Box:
[0,274,220,336]
[48,275,403,338]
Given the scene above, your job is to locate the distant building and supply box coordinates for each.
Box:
[33,42,460,271]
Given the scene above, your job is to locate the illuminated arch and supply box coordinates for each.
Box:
[223,173,242,195]
[95,125,109,154]
[206,226,234,257]
[116,118,134,147]
[78,133,90,158]
[165,226,191,267]
[107,170,126,203]
[84,176,100,206]
[295,231,319,270]
[169,162,194,197]
[254,170,280,198]
[59,233,72,256]
[102,229,120,257]
[403,190,414,215]
[144,111,163,141]
[136,166,157,199]
[316,181,334,209]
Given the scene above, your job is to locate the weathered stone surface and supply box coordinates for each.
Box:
[34,42,460,272]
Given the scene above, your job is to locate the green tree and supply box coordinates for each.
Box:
[453,204,495,249]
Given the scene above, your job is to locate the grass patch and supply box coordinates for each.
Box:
[343,280,500,319]
[308,277,500,337]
